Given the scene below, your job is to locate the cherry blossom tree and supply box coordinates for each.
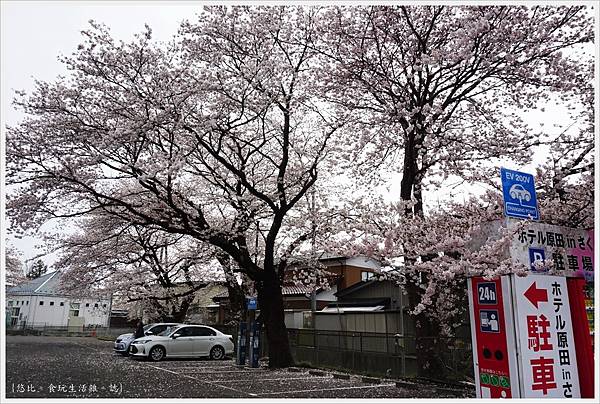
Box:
[6,7,339,367]
[535,90,594,229]
[320,5,593,377]
[323,5,593,205]
[53,212,225,322]
[328,191,529,376]
[5,245,26,286]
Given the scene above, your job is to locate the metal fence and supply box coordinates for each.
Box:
[286,328,472,379]
[209,324,473,380]
[6,323,129,337]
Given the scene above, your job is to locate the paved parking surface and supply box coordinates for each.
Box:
[4,335,472,398]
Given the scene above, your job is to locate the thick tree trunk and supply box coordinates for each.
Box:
[257,274,294,368]
[225,283,246,324]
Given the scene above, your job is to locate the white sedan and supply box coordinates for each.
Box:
[113,323,181,355]
[129,324,234,361]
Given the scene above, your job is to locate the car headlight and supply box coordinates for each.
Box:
[134,339,152,344]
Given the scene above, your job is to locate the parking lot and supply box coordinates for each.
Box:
[5,335,473,398]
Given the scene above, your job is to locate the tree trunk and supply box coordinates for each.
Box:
[406,276,447,379]
[257,274,294,368]
[400,136,447,378]
[217,253,246,324]
[169,295,194,323]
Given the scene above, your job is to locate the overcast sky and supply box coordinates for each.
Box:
[2,1,204,265]
[1,1,594,267]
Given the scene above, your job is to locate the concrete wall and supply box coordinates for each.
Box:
[6,294,111,327]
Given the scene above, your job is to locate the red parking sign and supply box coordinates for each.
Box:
[468,276,519,398]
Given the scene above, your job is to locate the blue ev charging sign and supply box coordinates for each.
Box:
[500,168,539,220]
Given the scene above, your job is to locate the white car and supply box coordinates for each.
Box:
[113,323,181,356]
[129,324,234,361]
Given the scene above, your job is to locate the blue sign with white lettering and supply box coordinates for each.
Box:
[500,168,539,220]
[247,297,257,310]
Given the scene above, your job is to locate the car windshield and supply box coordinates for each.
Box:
[157,325,179,336]
[143,324,152,331]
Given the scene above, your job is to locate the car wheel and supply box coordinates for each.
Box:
[149,346,165,362]
[210,345,225,360]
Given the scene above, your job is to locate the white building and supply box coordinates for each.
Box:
[6,271,111,329]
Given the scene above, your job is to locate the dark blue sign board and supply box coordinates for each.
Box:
[247,297,257,310]
[479,309,500,333]
[528,247,547,272]
[477,282,497,305]
[500,168,539,220]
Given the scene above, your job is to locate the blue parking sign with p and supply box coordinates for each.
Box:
[529,248,547,272]
[500,168,539,220]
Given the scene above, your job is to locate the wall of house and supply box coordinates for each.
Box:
[341,281,407,310]
[6,295,111,327]
[313,310,415,335]
[322,265,379,290]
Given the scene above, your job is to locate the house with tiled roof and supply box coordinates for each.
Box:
[211,255,381,327]
[6,271,111,329]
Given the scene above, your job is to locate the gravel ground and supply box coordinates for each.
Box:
[5,335,474,399]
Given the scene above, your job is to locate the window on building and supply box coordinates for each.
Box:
[85,303,90,307]
[60,302,64,306]
[94,303,98,308]
[39,301,44,305]
[361,271,374,282]
[26,301,29,305]
[8,301,13,307]
[103,304,107,308]
[69,303,80,317]
[50,301,55,306]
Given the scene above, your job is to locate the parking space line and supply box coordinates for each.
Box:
[259,383,397,396]
[182,369,268,374]
[145,363,252,397]
[212,376,329,383]
[149,366,253,371]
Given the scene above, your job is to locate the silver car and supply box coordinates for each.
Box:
[129,324,234,361]
[113,323,181,355]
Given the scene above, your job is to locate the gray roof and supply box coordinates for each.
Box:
[7,271,63,296]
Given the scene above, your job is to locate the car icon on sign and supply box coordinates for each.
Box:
[509,184,531,202]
